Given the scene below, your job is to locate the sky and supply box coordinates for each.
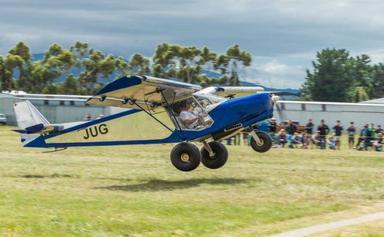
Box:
[1,0,384,89]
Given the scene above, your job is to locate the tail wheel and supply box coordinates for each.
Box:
[250,131,272,153]
[170,142,201,171]
[200,141,228,169]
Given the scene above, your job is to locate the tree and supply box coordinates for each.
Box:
[0,56,13,91]
[152,43,203,83]
[0,41,254,94]
[69,42,131,94]
[300,48,383,102]
[4,42,32,91]
[58,75,81,94]
[370,63,384,99]
[128,53,150,75]
[301,49,356,102]
[214,44,252,86]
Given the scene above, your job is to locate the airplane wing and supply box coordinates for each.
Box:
[87,75,202,110]
[196,86,264,98]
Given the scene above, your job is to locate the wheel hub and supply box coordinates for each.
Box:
[180,153,190,162]
[256,139,264,146]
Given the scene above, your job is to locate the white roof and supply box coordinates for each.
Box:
[278,100,384,107]
[362,98,384,104]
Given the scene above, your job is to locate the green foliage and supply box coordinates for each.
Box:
[301,48,384,102]
[214,44,252,86]
[370,63,384,98]
[0,41,253,94]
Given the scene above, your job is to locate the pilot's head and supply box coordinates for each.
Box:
[179,100,192,111]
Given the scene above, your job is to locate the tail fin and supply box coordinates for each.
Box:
[13,100,50,145]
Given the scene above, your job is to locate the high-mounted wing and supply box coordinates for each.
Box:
[87,75,201,110]
[196,86,264,98]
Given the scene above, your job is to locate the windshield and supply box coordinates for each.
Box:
[169,97,214,130]
[192,93,226,112]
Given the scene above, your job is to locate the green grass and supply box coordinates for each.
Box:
[0,125,384,236]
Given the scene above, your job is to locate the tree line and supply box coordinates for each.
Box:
[1,43,383,102]
[301,48,384,102]
[0,42,251,95]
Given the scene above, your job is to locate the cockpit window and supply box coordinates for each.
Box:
[193,93,226,112]
[170,97,213,130]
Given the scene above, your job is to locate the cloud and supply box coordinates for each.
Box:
[243,60,306,89]
[1,0,384,88]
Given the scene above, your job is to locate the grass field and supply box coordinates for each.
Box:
[1,125,384,237]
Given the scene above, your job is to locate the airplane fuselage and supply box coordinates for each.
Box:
[23,92,273,148]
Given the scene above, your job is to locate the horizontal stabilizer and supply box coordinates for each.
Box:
[12,124,64,134]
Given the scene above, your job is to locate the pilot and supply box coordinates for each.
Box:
[178,100,199,129]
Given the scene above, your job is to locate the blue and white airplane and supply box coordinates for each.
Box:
[13,75,277,171]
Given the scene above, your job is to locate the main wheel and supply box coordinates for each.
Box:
[170,142,201,171]
[250,131,272,153]
[200,141,228,169]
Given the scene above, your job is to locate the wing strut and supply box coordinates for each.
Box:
[133,101,175,134]
[160,90,183,132]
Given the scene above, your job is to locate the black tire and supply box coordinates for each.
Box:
[200,141,228,169]
[250,131,272,153]
[170,142,201,171]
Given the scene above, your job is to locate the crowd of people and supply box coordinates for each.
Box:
[227,118,384,152]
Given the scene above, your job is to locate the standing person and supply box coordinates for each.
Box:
[347,122,356,149]
[356,124,369,150]
[376,125,383,135]
[304,118,314,148]
[332,120,343,150]
[269,118,278,144]
[269,118,278,133]
[366,123,376,148]
[317,119,329,149]
[242,132,249,145]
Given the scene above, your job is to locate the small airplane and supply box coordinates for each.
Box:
[12,75,277,171]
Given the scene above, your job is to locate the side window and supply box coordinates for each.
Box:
[193,94,225,112]
[169,98,213,130]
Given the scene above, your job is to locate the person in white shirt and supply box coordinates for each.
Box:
[178,101,199,129]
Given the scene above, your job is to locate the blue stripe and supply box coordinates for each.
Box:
[26,132,182,148]
[96,75,142,95]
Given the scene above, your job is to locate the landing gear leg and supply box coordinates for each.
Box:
[250,130,272,153]
[202,141,215,157]
[200,141,228,169]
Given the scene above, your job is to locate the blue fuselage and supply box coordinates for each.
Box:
[25,93,273,148]
[174,92,274,141]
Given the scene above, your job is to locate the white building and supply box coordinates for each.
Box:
[0,93,115,125]
[275,100,384,128]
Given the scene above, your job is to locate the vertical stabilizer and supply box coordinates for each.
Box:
[13,100,49,146]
